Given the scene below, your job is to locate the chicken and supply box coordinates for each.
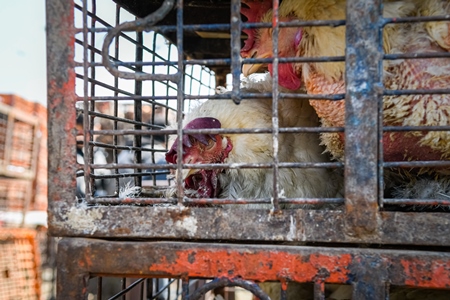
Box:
[240,0,450,170]
[165,75,342,205]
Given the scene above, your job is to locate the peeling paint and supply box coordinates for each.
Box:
[287,215,296,241]
[65,206,103,234]
[175,216,198,237]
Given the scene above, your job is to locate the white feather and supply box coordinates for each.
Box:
[170,75,343,207]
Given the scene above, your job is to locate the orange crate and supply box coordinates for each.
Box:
[0,102,40,180]
[0,228,41,300]
[0,179,33,212]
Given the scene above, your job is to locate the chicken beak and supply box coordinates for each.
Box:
[242,51,270,76]
[242,62,265,76]
[181,168,198,180]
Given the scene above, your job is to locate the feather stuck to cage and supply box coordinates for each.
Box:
[240,0,450,171]
[165,74,342,206]
[392,177,450,205]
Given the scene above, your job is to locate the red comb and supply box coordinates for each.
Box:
[241,0,273,56]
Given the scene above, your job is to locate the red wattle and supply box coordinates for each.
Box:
[269,64,302,91]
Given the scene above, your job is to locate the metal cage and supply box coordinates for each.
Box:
[47,0,450,299]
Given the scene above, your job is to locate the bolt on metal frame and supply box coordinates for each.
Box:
[46,0,450,299]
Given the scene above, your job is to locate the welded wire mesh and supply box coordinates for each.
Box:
[74,0,217,204]
[71,0,450,212]
[47,1,450,299]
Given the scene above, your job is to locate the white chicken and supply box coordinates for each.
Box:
[165,75,342,206]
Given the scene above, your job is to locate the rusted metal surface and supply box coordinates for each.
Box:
[101,0,176,81]
[189,277,270,300]
[45,0,450,243]
[175,0,186,204]
[46,0,78,217]
[344,0,383,237]
[56,238,450,299]
[47,0,450,298]
[230,0,242,104]
[48,202,450,246]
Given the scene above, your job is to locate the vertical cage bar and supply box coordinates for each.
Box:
[181,278,189,300]
[113,4,121,196]
[89,0,98,197]
[134,31,144,188]
[230,0,241,104]
[151,32,158,186]
[97,277,103,300]
[351,255,387,300]
[378,13,388,209]
[271,0,280,212]
[313,281,325,300]
[55,239,89,299]
[176,0,185,203]
[147,278,154,298]
[46,0,78,215]
[121,277,126,300]
[82,0,93,200]
[344,0,383,236]
[280,281,287,300]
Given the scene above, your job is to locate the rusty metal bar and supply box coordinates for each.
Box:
[189,278,269,300]
[230,0,241,104]
[113,5,122,196]
[82,0,93,200]
[344,0,383,236]
[101,0,176,81]
[56,238,450,300]
[46,0,78,218]
[88,0,98,198]
[175,0,185,204]
[384,125,450,132]
[181,278,189,300]
[83,197,344,207]
[134,31,144,188]
[384,52,450,60]
[270,0,281,212]
[383,198,450,206]
[79,18,348,34]
[74,91,344,101]
[384,14,450,24]
[88,161,342,171]
[92,126,344,135]
[88,55,349,68]
[383,161,450,168]
[351,254,387,300]
[313,281,325,300]
[48,204,450,246]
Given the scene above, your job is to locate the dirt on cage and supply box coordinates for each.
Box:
[46,0,450,299]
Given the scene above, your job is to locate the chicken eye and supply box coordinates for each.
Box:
[205,138,216,150]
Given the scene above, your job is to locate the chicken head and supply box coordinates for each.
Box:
[241,0,303,90]
[165,117,233,198]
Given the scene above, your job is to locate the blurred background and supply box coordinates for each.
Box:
[0,2,56,299]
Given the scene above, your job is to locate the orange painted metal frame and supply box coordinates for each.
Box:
[57,239,450,299]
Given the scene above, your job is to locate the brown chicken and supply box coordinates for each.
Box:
[241,0,450,172]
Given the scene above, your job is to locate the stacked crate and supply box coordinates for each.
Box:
[0,228,41,300]
[0,94,48,214]
[0,94,48,299]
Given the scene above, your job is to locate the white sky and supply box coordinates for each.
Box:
[0,1,219,108]
[0,0,47,105]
